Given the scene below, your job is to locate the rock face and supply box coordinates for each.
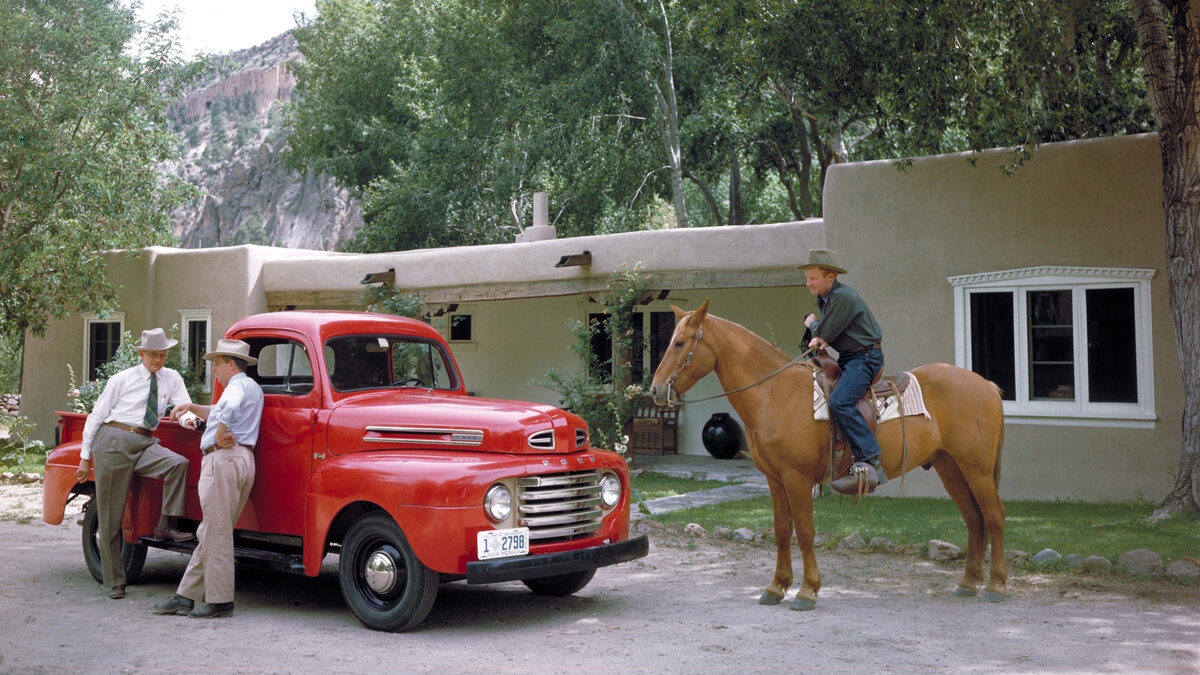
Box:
[164,33,363,251]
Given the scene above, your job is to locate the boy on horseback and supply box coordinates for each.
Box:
[800,249,888,494]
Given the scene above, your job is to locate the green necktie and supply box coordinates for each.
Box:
[144,372,158,430]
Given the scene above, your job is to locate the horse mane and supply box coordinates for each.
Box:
[702,313,793,364]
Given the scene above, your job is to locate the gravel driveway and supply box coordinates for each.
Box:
[1,482,1198,674]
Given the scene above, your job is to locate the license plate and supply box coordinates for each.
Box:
[477,527,530,560]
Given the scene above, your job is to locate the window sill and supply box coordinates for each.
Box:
[1003,407,1157,429]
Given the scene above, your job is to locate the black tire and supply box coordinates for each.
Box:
[81,498,147,585]
[521,569,596,597]
[338,513,439,632]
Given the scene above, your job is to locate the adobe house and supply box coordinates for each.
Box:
[20,220,823,468]
[21,133,1182,502]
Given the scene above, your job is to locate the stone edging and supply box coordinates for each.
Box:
[633,518,1200,584]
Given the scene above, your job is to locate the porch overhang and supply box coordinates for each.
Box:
[263,220,824,310]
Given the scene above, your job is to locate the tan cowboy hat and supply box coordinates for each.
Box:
[134,328,178,351]
[203,339,258,366]
[797,249,848,275]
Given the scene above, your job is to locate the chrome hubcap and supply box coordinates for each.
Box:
[364,550,398,594]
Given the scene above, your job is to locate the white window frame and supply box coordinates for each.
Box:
[82,312,125,382]
[179,309,213,391]
[948,266,1156,428]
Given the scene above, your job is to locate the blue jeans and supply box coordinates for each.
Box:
[830,348,885,464]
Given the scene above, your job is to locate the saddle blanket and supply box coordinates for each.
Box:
[813,371,930,423]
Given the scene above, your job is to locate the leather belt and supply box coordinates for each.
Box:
[845,342,882,353]
[202,445,219,456]
[106,421,152,437]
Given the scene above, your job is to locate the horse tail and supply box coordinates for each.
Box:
[990,381,1004,490]
[993,422,1005,490]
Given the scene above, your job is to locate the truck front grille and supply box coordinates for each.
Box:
[517,470,603,541]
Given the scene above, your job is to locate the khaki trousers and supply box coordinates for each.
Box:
[176,444,255,605]
[91,424,190,588]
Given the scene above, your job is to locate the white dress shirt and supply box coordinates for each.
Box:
[81,364,192,460]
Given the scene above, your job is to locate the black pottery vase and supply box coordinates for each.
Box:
[701,412,743,459]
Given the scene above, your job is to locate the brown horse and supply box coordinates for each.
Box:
[648,299,1007,610]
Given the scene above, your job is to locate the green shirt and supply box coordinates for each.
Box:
[811,280,883,353]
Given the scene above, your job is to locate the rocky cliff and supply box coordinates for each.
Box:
[165,33,362,251]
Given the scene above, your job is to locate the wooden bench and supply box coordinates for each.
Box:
[627,395,678,455]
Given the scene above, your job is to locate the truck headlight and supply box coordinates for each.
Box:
[599,472,621,509]
[484,484,512,522]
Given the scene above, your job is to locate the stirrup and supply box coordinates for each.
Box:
[830,461,880,497]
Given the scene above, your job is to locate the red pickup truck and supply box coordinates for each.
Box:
[42,310,647,631]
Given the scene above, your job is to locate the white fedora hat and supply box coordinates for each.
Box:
[203,339,258,366]
[134,328,178,351]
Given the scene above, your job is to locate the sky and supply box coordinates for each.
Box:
[130,0,317,58]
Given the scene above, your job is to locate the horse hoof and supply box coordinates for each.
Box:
[789,596,817,612]
[980,590,1005,603]
[952,585,978,598]
[758,591,784,606]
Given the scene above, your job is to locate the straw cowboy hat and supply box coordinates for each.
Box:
[134,328,178,351]
[203,339,258,366]
[797,249,848,275]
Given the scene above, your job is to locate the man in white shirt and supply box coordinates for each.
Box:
[74,328,196,600]
[153,338,263,619]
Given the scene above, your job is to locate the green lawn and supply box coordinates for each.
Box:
[633,472,1200,565]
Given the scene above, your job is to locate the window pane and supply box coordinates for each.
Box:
[969,292,1015,400]
[1087,288,1137,403]
[1027,290,1074,400]
[88,322,120,380]
[187,320,208,371]
[248,340,314,395]
[588,313,612,384]
[629,312,645,384]
[449,314,472,341]
[649,311,675,374]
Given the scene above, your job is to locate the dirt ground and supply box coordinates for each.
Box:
[1,482,1198,674]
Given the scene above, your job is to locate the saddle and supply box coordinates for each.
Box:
[811,349,914,485]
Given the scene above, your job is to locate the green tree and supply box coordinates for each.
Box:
[692,0,1151,217]
[286,0,674,250]
[1133,0,1200,517]
[0,0,197,337]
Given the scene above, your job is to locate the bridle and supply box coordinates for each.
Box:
[660,323,814,408]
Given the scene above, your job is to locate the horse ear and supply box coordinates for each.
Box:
[671,304,686,319]
[694,297,710,322]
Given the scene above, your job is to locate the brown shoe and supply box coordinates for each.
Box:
[108,584,126,600]
[154,514,195,543]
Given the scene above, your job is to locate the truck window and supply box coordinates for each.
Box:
[325,335,456,392]
[248,340,314,395]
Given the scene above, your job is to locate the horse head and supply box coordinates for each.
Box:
[648,297,715,407]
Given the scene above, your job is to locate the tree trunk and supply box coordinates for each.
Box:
[1133,0,1200,517]
[728,149,744,226]
[653,0,688,228]
[683,167,723,226]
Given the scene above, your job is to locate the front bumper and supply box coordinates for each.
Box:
[465,534,649,584]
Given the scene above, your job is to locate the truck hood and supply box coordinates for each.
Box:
[324,390,591,456]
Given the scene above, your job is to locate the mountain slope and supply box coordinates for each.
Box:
[165,33,362,251]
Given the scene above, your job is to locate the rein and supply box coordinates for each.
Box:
[661,326,813,407]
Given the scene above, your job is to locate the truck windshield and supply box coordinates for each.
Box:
[325,335,457,392]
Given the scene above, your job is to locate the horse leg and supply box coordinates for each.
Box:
[758,477,793,605]
[961,465,1007,602]
[784,475,821,611]
[931,455,987,597]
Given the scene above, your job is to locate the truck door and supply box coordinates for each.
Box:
[236,336,317,536]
